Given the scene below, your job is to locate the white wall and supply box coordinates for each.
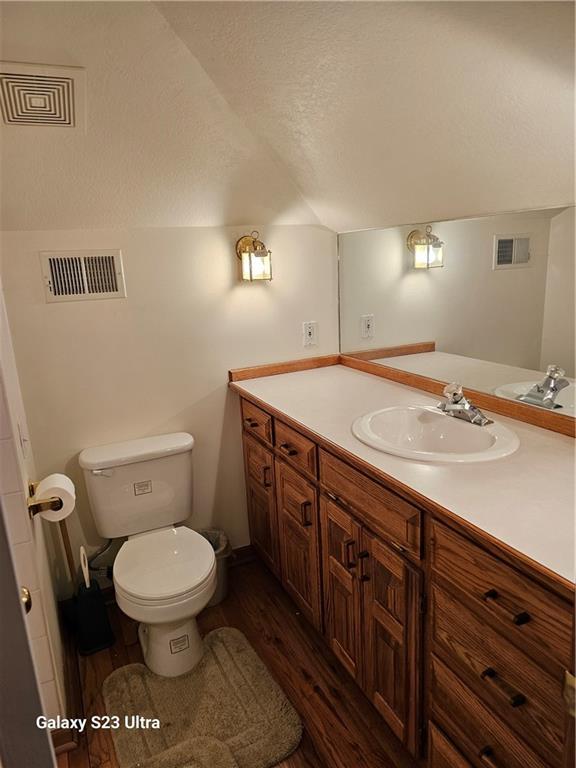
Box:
[339,211,555,369]
[1,225,338,594]
[0,277,66,717]
[540,208,575,377]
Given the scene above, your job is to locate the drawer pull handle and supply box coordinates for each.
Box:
[479,747,501,768]
[483,589,531,626]
[263,466,273,488]
[279,443,298,457]
[300,501,313,527]
[244,418,259,428]
[480,667,527,708]
[342,538,357,569]
[358,550,370,582]
[327,491,352,511]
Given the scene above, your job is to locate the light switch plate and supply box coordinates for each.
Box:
[361,314,375,339]
[302,321,318,347]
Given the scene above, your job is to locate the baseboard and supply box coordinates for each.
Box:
[52,601,84,755]
[230,544,256,567]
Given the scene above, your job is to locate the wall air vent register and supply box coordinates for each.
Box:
[40,251,127,303]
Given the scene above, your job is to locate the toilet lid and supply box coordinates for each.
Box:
[113,526,215,601]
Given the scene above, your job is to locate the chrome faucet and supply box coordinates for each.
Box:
[517,364,569,409]
[437,382,493,426]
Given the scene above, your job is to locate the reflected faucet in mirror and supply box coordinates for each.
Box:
[517,365,570,410]
[438,383,493,427]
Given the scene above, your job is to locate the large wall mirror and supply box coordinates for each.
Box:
[339,207,575,421]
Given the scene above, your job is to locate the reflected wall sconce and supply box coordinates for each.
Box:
[235,230,272,281]
[406,225,444,269]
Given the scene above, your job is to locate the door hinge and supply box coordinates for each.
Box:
[564,670,575,717]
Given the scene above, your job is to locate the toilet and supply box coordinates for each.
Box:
[79,433,216,677]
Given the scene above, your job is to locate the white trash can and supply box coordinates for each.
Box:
[198,529,232,606]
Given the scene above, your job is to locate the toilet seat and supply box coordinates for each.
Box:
[113,525,215,603]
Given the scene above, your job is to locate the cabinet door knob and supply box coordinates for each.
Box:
[358,550,370,581]
[20,586,32,614]
[342,538,357,569]
[262,466,273,488]
[300,501,313,527]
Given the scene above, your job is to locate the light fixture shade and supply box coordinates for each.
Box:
[241,250,272,281]
[236,231,272,281]
[407,225,444,269]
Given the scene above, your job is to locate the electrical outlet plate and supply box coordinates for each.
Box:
[303,321,318,347]
[361,314,375,339]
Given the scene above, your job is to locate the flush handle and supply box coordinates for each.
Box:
[91,469,113,477]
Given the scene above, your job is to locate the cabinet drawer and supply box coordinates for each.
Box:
[428,723,472,768]
[243,433,274,490]
[275,420,317,478]
[241,399,273,446]
[431,520,572,669]
[319,449,421,557]
[432,586,565,767]
[431,656,543,768]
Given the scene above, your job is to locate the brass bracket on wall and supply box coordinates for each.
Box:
[27,482,63,519]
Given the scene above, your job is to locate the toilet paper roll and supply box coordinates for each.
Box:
[34,473,76,523]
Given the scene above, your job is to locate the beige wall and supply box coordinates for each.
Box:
[540,208,575,377]
[1,225,338,594]
[339,211,555,370]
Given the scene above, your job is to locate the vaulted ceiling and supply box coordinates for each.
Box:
[1,2,573,232]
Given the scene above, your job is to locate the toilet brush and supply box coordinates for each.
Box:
[76,545,115,655]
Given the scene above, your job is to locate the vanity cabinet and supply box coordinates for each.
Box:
[242,433,279,576]
[320,496,363,680]
[429,519,574,768]
[275,460,322,630]
[237,394,574,767]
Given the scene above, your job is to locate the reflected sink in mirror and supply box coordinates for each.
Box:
[494,381,575,417]
[352,406,519,463]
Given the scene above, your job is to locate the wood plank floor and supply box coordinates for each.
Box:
[57,559,417,768]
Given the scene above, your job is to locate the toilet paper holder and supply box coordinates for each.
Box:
[27,482,63,519]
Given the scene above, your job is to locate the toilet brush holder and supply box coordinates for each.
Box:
[76,546,114,655]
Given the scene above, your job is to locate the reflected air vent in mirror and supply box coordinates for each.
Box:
[0,62,85,129]
[493,236,531,270]
[40,251,127,303]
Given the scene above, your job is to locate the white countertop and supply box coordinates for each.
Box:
[233,365,575,583]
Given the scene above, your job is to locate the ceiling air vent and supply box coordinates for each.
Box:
[0,61,85,129]
[40,251,127,303]
[493,235,531,270]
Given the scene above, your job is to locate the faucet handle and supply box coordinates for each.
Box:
[546,364,565,379]
[443,382,464,401]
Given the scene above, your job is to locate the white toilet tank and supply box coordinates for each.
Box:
[79,433,194,539]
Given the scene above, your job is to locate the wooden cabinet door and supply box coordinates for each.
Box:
[362,531,422,756]
[320,495,362,682]
[243,435,279,576]
[276,460,322,630]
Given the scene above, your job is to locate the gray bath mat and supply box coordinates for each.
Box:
[102,627,302,768]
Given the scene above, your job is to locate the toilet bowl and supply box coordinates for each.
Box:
[113,526,216,677]
[79,432,216,677]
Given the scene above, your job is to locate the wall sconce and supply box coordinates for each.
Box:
[406,225,444,269]
[235,230,272,281]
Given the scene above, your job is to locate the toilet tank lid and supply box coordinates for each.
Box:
[79,432,194,470]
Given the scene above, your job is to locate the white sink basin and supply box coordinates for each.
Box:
[494,381,575,416]
[352,406,519,463]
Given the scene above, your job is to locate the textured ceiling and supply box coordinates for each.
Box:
[1,2,574,232]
